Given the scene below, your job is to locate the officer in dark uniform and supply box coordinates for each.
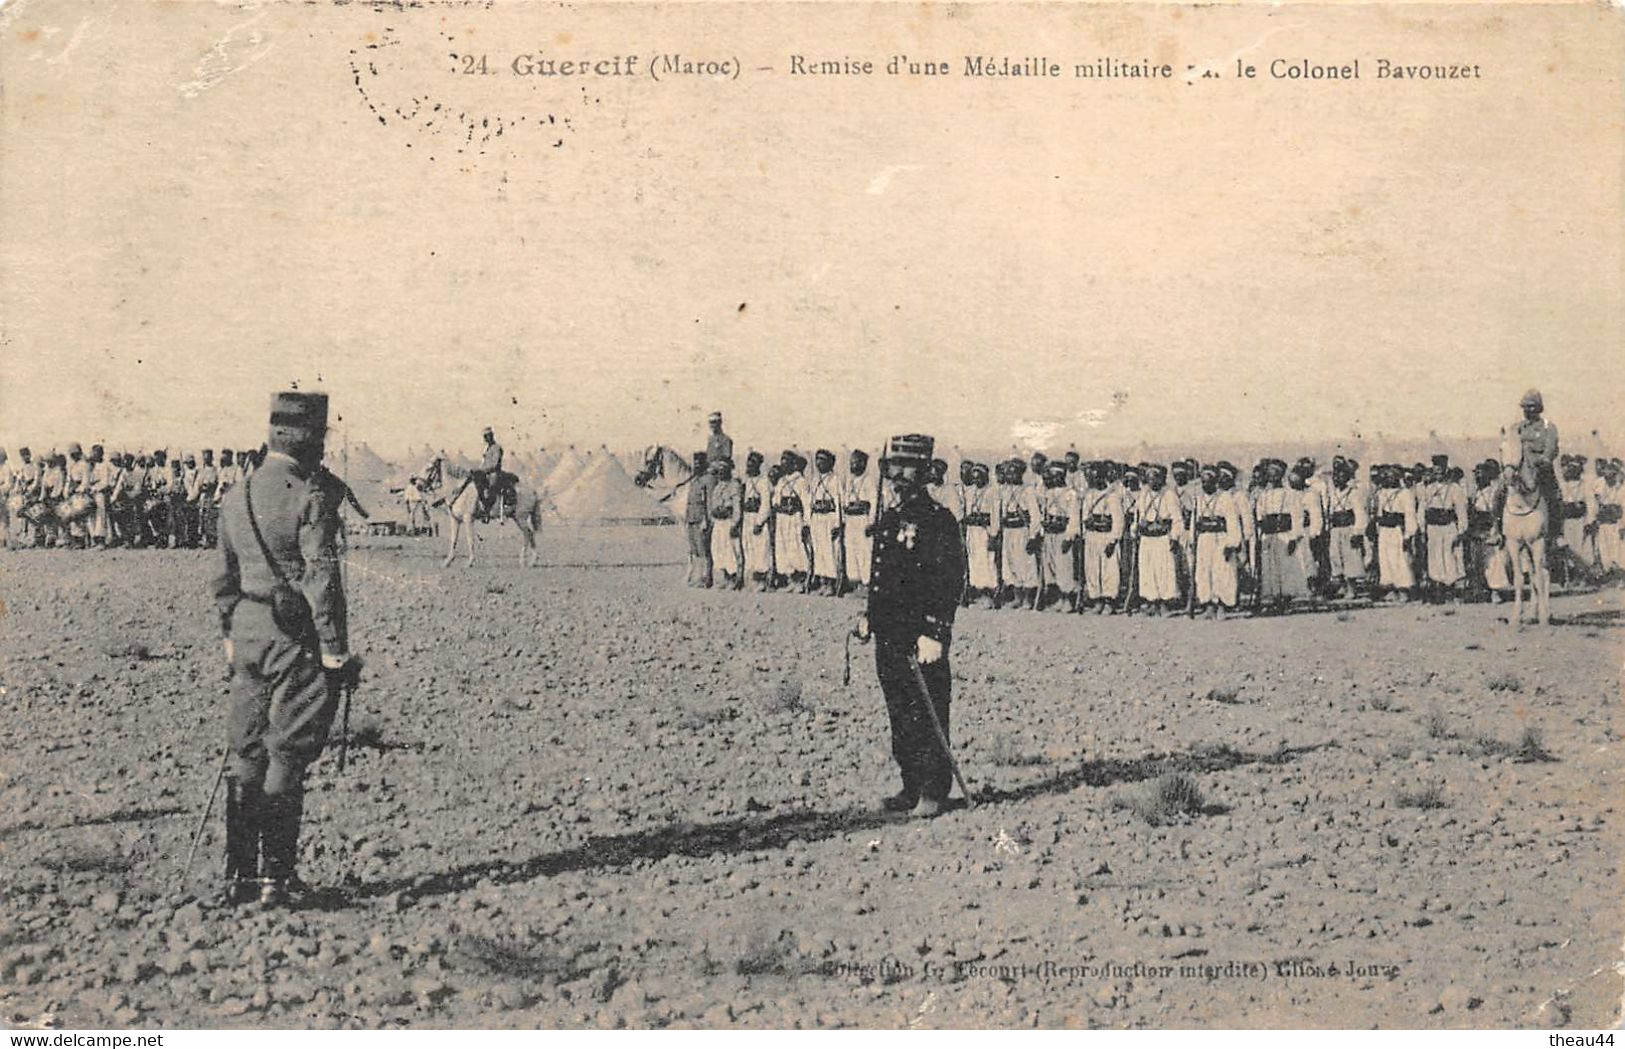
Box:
[211,392,361,905]
[855,434,967,818]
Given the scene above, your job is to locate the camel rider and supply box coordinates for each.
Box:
[1501,389,1562,541]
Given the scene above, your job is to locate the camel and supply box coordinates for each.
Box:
[419,457,544,569]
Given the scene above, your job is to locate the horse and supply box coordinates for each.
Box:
[1496,436,1552,626]
[632,445,691,505]
[419,457,544,568]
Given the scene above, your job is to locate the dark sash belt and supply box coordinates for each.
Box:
[1140,519,1171,537]
[810,500,837,515]
[1598,504,1623,525]
[1002,511,1031,528]
[777,497,803,514]
[1328,509,1356,528]
[1563,500,1587,520]
[1258,513,1293,535]
[962,511,991,528]
[1041,516,1069,534]
[844,501,871,516]
[1085,514,1114,533]
[1195,516,1227,534]
[742,497,761,513]
[1377,511,1406,528]
[1424,507,1458,526]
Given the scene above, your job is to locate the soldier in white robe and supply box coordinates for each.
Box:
[804,450,845,595]
[707,458,746,589]
[1325,457,1370,595]
[838,450,877,591]
[1136,465,1185,613]
[1556,456,1598,578]
[1468,461,1512,597]
[1190,466,1244,616]
[998,460,1041,607]
[1373,465,1420,598]
[1253,460,1309,608]
[1035,463,1080,611]
[959,462,1002,603]
[1421,456,1470,595]
[1078,463,1126,613]
[771,453,810,584]
[741,451,776,589]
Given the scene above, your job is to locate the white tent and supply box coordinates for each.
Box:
[551,453,674,525]
[542,446,592,494]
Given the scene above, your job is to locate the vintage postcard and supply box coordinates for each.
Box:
[1,0,1621,1033]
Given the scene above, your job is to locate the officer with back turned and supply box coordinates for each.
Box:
[211,391,362,905]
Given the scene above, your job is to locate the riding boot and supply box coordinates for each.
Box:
[258,789,306,906]
[221,778,262,906]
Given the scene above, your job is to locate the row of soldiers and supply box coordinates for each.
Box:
[682,445,1625,616]
[0,443,267,550]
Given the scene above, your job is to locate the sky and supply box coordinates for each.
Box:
[2,1,1621,463]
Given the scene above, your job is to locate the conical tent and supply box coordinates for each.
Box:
[344,442,395,484]
[551,453,674,524]
[542,446,591,494]
[531,450,561,483]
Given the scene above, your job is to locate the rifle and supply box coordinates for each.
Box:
[1182,492,1197,616]
[1124,507,1140,614]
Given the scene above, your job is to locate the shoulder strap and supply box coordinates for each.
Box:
[243,473,294,588]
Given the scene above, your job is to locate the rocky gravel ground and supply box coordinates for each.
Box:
[2,527,1621,1028]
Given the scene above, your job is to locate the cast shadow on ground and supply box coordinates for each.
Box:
[1550,607,1624,629]
[348,741,1329,910]
[0,805,186,845]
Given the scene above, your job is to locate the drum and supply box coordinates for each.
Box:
[62,492,93,521]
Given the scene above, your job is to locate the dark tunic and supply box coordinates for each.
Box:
[866,488,967,802]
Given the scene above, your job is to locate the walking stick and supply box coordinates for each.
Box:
[907,656,973,807]
[843,628,855,686]
[181,748,229,885]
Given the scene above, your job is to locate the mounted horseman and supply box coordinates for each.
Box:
[449,426,518,524]
[1494,389,1561,625]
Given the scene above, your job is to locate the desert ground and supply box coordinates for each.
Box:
[1,524,1621,1029]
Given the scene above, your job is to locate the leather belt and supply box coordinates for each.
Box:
[1257,513,1293,535]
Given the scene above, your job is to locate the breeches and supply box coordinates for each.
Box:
[227,628,338,796]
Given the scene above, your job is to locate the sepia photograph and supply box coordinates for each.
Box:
[1,0,1622,1033]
